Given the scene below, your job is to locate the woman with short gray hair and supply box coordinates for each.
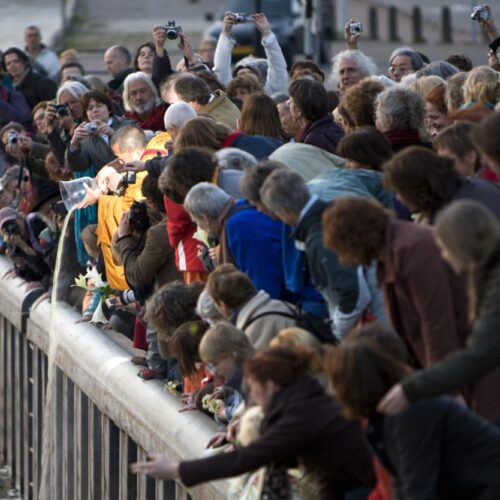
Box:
[375,87,429,151]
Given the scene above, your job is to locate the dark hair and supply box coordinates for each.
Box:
[193,70,224,93]
[383,146,462,215]
[322,197,389,266]
[326,90,340,112]
[433,122,479,164]
[239,93,286,139]
[81,89,113,119]
[2,48,29,70]
[288,79,328,122]
[160,148,215,204]
[472,112,500,163]
[324,337,410,418]
[239,160,286,203]
[141,172,165,213]
[336,127,393,171]
[145,281,204,337]
[245,347,312,387]
[290,60,325,82]
[133,42,155,71]
[169,320,209,377]
[207,264,256,310]
[445,54,473,72]
[60,61,85,76]
[174,74,211,105]
[342,78,384,128]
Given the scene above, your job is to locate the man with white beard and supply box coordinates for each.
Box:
[123,72,166,132]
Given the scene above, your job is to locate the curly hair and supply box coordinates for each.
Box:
[145,281,204,338]
[383,146,461,215]
[342,78,384,128]
[159,148,214,204]
[330,50,378,90]
[463,66,500,106]
[322,197,389,266]
[226,75,262,99]
[290,60,325,82]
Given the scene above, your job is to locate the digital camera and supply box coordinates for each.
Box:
[115,171,137,196]
[85,122,98,133]
[349,22,363,34]
[235,13,254,23]
[163,19,182,40]
[55,104,69,117]
[129,200,150,232]
[470,5,491,21]
[7,131,18,145]
[2,221,19,236]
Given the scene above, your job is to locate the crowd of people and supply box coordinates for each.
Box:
[2,5,500,499]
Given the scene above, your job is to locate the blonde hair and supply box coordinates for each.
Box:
[463,66,500,106]
[435,200,500,320]
[198,321,254,364]
[270,327,324,373]
[408,75,445,97]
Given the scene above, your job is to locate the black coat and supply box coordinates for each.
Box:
[179,376,375,498]
[367,397,500,500]
[15,68,57,109]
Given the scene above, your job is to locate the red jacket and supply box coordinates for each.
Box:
[124,103,166,132]
[163,196,205,273]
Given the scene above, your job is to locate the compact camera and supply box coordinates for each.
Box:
[2,221,19,236]
[129,200,150,232]
[470,5,491,21]
[115,171,137,196]
[7,131,18,145]
[235,13,254,23]
[349,22,363,34]
[163,19,182,40]
[55,104,69,117]
[85,122,98,133]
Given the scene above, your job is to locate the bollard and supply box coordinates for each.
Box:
[412,6,426,43]
[388,6,400,42]
[368,6,379,40]
[441,6,453,43]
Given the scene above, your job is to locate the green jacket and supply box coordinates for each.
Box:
[198,90,240,130]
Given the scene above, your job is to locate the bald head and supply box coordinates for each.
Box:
[104,45,131,77]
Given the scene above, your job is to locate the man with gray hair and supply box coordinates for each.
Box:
[163,102,196,142]
[184,182,287,299]
[330,49,378,95]
[123,71,166,131]
[104,45,133,93]
[388,47,425,82]
[260,168,387,340]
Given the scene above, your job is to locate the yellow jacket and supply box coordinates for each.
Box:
[96,171,147,290]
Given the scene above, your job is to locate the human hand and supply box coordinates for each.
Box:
[130,453,180,480]
[223,12,237,35]
[226,417,240,443]
[253,13,271,37]
[2,268,17,280]
[45,104,59,131]
[70,123,91,149]
[153,25,167,55]
[77,183,101,208]
[478,5,499,41]
[344,19,362,49]
[376,383,410,414]
[117,211,132,238]
[177,32,196,64]
[206,432,227,448]
[94,120,114,137]
[123,160,146,172]
[5,142,23,161]
[75,316,92,324]
[18,135,33,154]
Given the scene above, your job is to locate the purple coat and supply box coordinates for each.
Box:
[299,114,344,155]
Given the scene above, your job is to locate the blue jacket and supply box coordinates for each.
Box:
[225,200,286,299]
[226,132,282,160]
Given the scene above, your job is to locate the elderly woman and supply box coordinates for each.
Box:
[65,89,131,173]
[374,87,429,151]
[132,346,376,499]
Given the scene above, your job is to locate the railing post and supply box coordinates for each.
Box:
[441,6,453,43]
[388,6,401,42]
[368,6,379,40]
[412,6,426,43]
